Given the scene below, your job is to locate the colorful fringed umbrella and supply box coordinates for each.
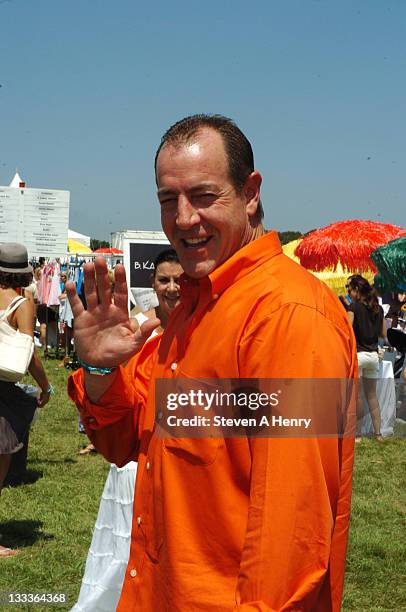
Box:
[294,220,406,273]
[371,236,406,292]
[283,239,374,295]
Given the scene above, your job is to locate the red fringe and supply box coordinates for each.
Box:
[294,220,406,273]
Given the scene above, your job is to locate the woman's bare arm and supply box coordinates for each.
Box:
[14,299,51,407]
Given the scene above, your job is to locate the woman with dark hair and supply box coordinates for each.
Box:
[0,243,52,557]
[386,292,406,329]
[346,274,388,441]
[140,248,183,331]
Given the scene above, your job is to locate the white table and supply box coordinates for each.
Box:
[362,358,396,437]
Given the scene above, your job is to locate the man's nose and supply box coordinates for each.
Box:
[176,195,200,229]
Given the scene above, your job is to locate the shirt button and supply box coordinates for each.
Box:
[170,362,177,371]
[130,569,137,578]
[157,411,163,421]
[146,461,150,471]
[213,293,219,300]
[137,516,141,526]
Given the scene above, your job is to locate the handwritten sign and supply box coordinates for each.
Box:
[129,242,170,287]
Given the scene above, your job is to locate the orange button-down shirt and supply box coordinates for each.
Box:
[69,232,357,611]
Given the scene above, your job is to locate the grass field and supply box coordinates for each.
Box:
[0,357,405,611]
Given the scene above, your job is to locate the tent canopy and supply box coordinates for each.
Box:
[9,171,24,187]
[68,229,91,248]
[68,238,92,254]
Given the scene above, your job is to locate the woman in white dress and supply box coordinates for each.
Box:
[72,249,183,611]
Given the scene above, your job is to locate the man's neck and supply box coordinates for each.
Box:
[251,224,265,241]
[242,223,265,248]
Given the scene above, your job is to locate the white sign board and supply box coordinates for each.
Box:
[0,186,70,258]
[0,188,20,242]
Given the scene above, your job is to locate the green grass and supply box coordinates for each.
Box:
[343,433,406,611]
[0,358,108,611]
[0,357,405,611]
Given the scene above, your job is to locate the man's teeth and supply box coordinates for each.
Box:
[185,237,209,245]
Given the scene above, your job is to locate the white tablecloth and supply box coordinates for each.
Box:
[362,359,396,437]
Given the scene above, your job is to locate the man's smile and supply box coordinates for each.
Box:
[181,236,213,248]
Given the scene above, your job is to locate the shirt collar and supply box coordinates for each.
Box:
[180,231,282,302]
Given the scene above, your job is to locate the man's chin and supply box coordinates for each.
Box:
[182,260,216,279]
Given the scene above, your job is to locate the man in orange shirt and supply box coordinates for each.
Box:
[67,114,357,611]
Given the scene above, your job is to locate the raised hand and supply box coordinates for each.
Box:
[66,257,160,367]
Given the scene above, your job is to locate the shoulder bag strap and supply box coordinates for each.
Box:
[0,296,27,321]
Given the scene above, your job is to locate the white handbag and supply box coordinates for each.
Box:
[0,296,34,383]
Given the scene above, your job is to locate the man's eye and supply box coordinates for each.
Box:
[160,198,177,206]
[192,193,215,202]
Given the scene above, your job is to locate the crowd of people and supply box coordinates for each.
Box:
[0,114,405,609]
[344,276,405,442]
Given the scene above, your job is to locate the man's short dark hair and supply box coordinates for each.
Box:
[155,114,264,222]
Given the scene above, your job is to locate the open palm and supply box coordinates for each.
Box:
[66,258,159,367]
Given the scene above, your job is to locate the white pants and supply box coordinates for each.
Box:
[357,351,379,379]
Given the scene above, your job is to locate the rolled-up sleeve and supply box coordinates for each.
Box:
[68,335,160,466]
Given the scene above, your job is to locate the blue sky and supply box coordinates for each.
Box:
[1,0,404,240]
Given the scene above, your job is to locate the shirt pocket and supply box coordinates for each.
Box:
[163,436,221,466]
[160,369,223,465]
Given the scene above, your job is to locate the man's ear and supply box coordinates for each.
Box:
[150,272,155,288]
[244,171,262,217]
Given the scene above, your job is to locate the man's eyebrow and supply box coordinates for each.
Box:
[188,183,217,193]
[158,183,218,197]
[157,187,175,198]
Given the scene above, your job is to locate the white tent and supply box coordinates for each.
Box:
[9,171,24,187]
[68,229,91,247]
